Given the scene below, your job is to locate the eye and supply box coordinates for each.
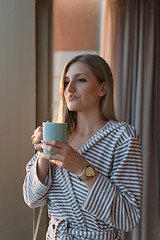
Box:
[64,81,69,88]
[77,78,86,82]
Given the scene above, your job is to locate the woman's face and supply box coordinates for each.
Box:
[64,61,106,113]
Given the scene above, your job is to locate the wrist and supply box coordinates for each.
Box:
[37,153,49,183]
[38,153,49,167]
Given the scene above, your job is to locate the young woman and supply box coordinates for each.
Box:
[23,54,143,240]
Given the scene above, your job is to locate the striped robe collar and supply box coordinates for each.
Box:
[78,120,126,155]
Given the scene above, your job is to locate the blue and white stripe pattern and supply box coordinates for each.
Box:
[23,120,143,240]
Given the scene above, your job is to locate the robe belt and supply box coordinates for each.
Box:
[51,216,121,240]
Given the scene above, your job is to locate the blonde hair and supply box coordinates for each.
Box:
[56,54,117,135]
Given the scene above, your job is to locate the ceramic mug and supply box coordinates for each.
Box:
[43,122,67,155]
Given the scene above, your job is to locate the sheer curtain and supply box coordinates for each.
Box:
[100,0,160,240]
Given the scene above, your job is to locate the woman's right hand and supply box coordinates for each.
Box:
[31,126,43,152]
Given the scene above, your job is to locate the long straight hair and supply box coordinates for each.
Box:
[56,54,117,135]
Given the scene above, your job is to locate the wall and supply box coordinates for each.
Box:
[0,0,36,239]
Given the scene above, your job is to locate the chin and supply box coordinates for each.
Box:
[67,104,79,112]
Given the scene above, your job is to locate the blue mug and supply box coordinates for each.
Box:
[43,122,67,155]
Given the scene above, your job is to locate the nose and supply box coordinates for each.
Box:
[67,81,76,92]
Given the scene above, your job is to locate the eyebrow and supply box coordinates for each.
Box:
[65,73,88,79]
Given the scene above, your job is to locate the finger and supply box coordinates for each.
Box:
[44,140,66,148]
[34,131,43,138]
[34,126,43,134]
[32,133,43,144]
[31,132,43,142]
[39,154,62,167]
[34,143,43,152]
[49,160,63,167]
[32,138,42,146]
[42,143,62,155]
[41,153,62,162]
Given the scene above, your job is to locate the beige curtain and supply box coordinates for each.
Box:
[100,0,160,239]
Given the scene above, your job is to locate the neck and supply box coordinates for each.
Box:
[75,111,107,137]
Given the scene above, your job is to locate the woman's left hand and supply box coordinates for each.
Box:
[41,140,87,175]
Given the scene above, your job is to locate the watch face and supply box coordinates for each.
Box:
[85,166,95,177]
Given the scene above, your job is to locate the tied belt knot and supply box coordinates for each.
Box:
[50,216,122,240]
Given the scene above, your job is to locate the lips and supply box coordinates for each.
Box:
[67,95,77,101]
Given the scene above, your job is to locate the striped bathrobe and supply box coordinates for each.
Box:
[23,120,143,240]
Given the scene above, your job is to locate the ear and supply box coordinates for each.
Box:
[99,82,107,97]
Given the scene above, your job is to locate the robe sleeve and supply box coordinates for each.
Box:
[82,136,143,232]
[23,152,52,208]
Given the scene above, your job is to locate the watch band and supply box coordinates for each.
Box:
[77,167,87,181]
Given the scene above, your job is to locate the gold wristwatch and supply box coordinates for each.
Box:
[76,166,95,182]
